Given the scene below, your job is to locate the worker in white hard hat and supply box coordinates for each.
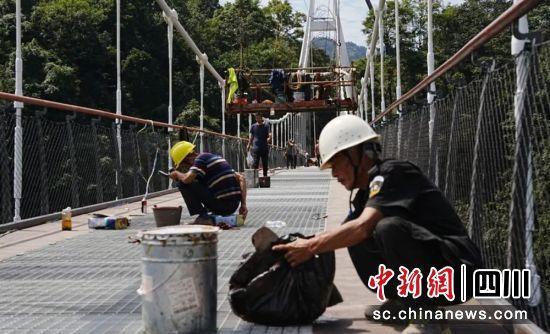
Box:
[273,115,481,334]
[169,141,248,225]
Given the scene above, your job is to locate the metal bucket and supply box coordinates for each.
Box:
[152,205,182,227]
[138,225,219,334]
[244,168,258,188]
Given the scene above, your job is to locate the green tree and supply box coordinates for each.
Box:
[174,98,220,131]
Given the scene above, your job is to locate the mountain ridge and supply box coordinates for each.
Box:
[311,37,366,62]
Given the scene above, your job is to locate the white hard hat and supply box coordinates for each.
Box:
[318,114,379,170]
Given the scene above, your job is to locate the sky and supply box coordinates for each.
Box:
[219,0,465,45]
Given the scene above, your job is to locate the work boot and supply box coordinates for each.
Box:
[364,299,406,323]
[192,214,214,226]
[401,320,451,334]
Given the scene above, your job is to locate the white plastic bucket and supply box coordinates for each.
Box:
[293,91,305,102]
[138,225,220,334]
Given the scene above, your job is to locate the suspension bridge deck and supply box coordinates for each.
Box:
[0,168,512,334]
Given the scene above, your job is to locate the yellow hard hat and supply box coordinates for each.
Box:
[170,141,196,167]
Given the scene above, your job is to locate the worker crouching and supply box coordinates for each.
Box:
[273,115,482,334]
[169,141,248,225]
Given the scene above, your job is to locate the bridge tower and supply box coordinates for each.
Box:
[298,0,353,107]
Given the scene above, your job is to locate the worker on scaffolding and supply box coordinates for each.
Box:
[273,115,482,334]
[169,141,248,225]
[247,112,272,178]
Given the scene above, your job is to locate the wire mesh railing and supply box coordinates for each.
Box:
[375,41,550,330]
[0,101,287,225]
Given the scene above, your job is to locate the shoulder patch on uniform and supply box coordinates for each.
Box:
[369,175,384,198]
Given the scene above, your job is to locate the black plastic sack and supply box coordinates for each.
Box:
[228,232,343,326]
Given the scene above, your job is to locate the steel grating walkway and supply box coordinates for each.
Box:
[0,168,331,334]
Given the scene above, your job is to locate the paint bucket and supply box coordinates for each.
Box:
[138,225,219,334]
[293,91,305,102]
[244,168,258,188]
[152,205,182,227]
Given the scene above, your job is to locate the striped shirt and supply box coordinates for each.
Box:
[190,153,242,201]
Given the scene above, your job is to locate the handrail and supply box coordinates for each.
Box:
[0,91,289,150]
[370,0,539,125]
[0,91,246,141]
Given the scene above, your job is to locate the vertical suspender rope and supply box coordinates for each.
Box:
[427,0,436,149]
[13,0,23,221]
[282,116,285,146]
[370,53,376,122]
[116,0,122,199]
[379,5,386,121]
[291,114,294,141]
[237,113,241,171]
[313,112,317,142]
[198,56,205,153]
[221,81,226,158]
[395,0,403,158]
[287,114,289,143]
[276,122,279,148]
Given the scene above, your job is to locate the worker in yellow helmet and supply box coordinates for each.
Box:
[169,141,248,225]
[273,115,482,334]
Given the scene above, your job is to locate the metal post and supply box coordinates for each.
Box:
[13,0,23,221]
[509,4,541,306]
[164,9,177,172]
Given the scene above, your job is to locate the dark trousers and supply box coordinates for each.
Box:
[253,149,269,177]
[286,154,292,169]
[347,216,479,306]
[177,181,240,216]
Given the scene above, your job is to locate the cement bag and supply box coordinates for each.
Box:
[228,231,343,326]
[246,151,254,168]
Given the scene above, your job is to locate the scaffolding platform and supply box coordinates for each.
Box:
[226,66,357,115]
[226,98,357,115]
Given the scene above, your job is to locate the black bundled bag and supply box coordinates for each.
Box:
[228,228,343,326]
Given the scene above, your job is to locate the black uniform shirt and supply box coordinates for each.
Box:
[352,159,468,238]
